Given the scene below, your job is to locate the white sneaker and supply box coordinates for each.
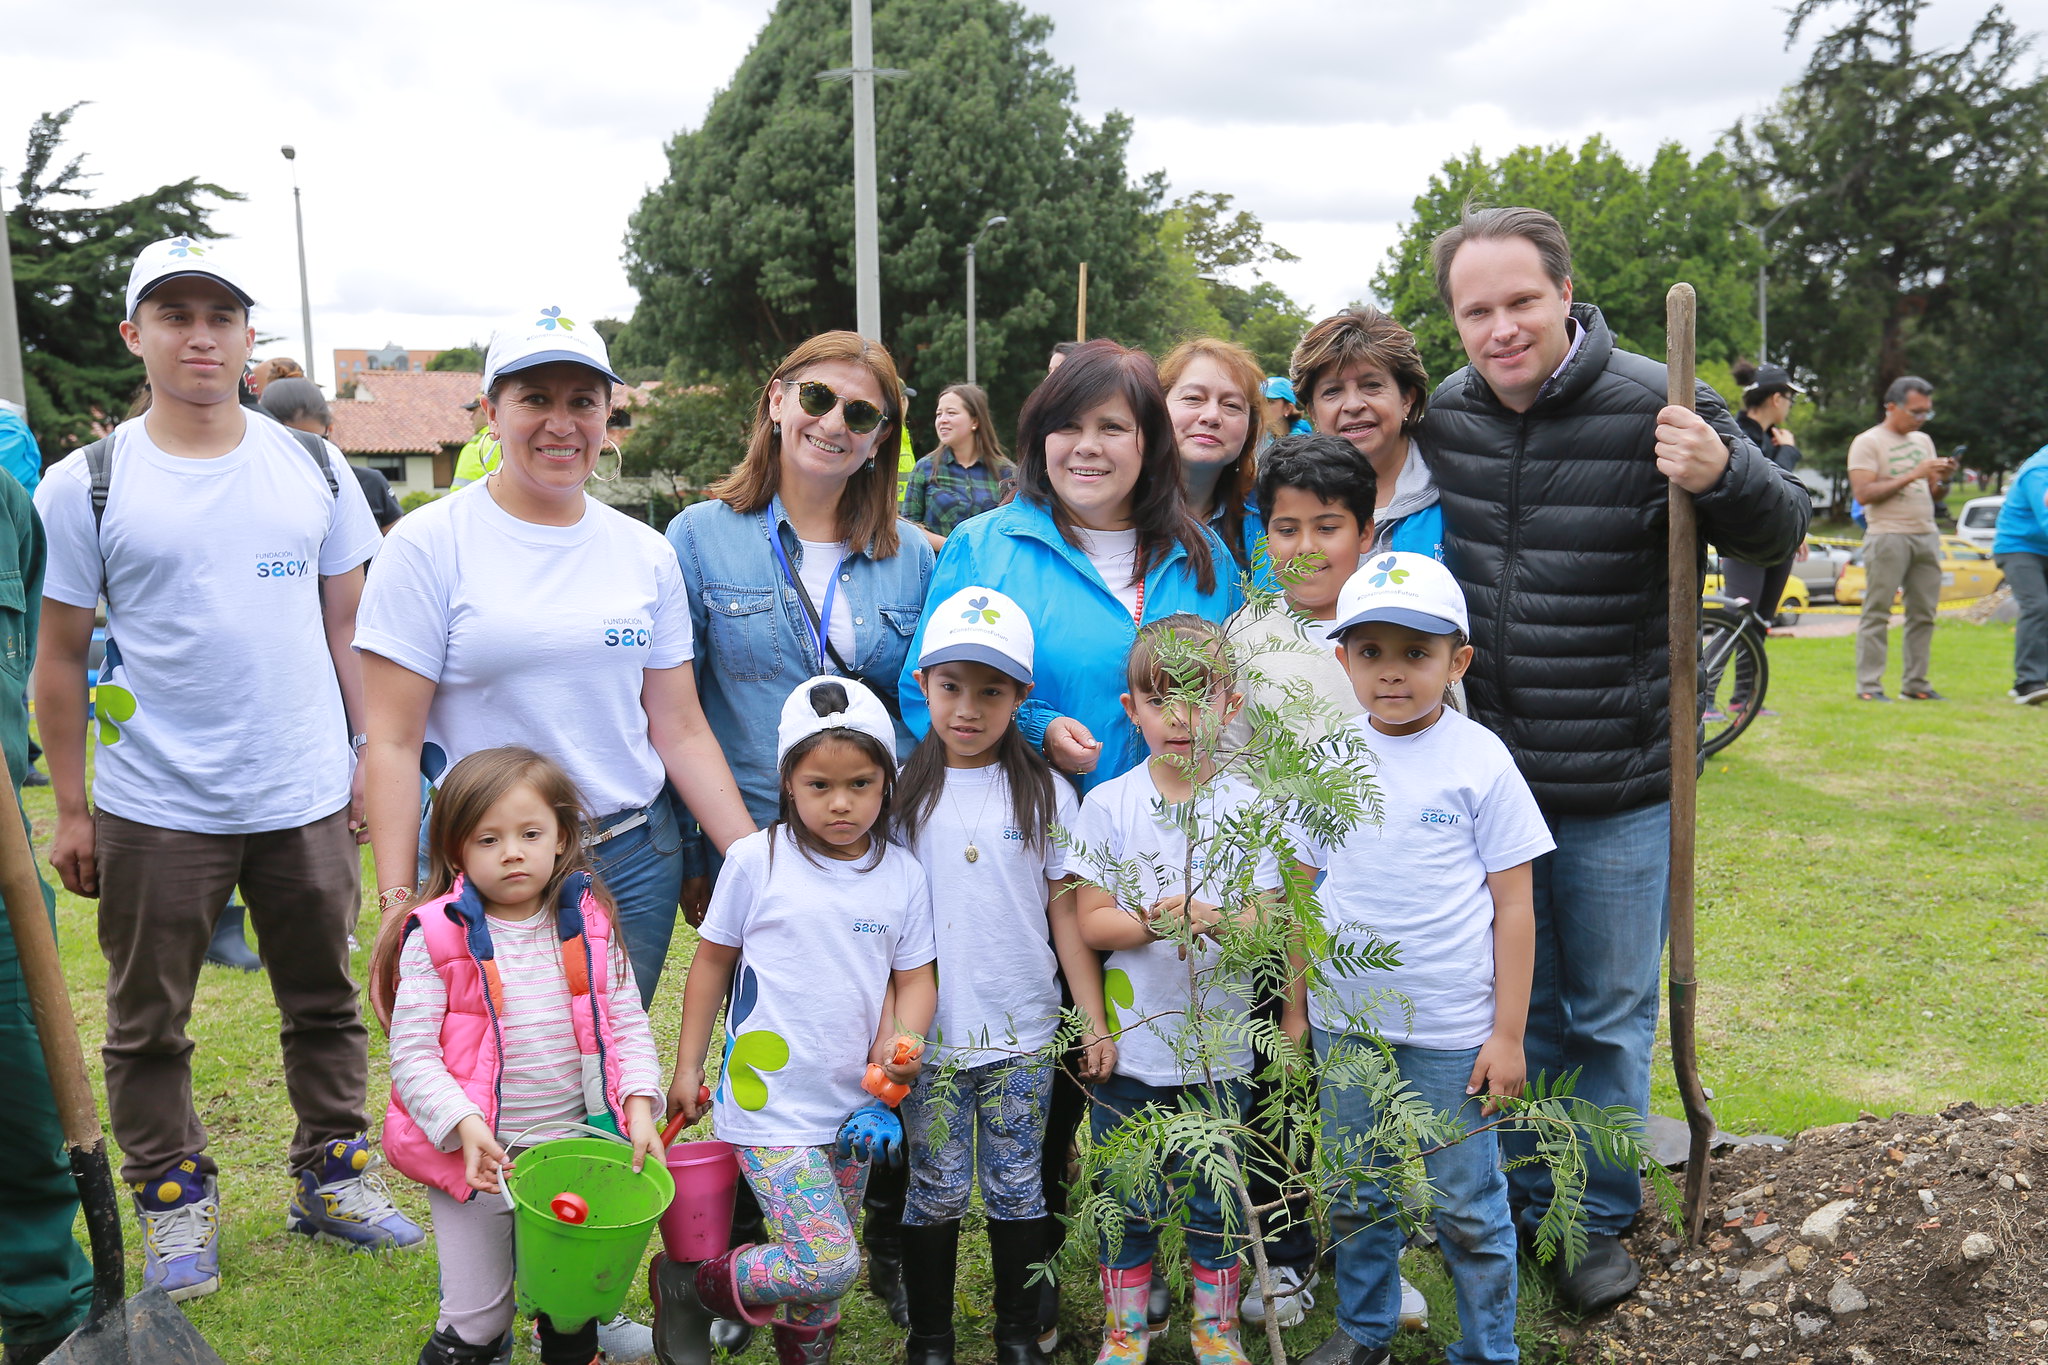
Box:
[2017,684,2048,705]
[1241,1264,1317,1327]
[1398,1273,1429,1331]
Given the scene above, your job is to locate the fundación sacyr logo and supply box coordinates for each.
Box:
[166,237,205,258]
[536,306,575,332]
[959,595,1001,625]
[1367,554,1409,589]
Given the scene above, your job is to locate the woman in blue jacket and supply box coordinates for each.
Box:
[1293,307,1445,559]
[899,341,1240,793]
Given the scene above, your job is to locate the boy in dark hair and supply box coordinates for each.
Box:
[1226,433,1381,750]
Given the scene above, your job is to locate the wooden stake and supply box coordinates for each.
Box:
[1665,282,1715,1244]
[1076,262,1088,342]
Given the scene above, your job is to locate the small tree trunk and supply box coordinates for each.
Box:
[1224,1153,1288,1365]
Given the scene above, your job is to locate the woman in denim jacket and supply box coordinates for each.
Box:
[899,341,1241,796]
[667,332,936,832]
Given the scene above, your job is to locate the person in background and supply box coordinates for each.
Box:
[1259,375,1311,449]
[1161,337,1266,581]
[1294,309,1443,559]
[0,399,50,791]
[1847,376,1951,702]
[1048,341,1080,373]
[261,378,403,533]
[1421,205,1808,1312]
[1722,362,1808,638]
[450,396,498,489]
[247,356,305,397]
[901,383,1013,552]
[1993,441,2048,706]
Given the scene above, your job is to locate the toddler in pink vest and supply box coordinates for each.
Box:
[371,746,665,1365]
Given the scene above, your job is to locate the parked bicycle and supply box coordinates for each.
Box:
[1699,590,1769,758]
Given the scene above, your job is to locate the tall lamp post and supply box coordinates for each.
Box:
[281,146,315,382]
[1737,193,1808,367]
[818,0,907,340]
[964,215,1007,386]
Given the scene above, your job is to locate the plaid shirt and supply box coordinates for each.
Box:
[901,448,1013,538]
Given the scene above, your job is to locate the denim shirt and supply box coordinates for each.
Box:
[667,494,935,824]
[898,497,1242,796]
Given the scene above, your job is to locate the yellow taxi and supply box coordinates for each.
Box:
[1835,536,2004,606]
[1701,566,1812,626]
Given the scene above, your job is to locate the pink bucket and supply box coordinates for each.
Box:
[659,1139,739,1261]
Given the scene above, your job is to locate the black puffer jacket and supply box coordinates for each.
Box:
[1421,304,1811,816]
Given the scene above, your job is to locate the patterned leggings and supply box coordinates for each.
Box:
[733,1146,869,1326]
[903,1057,1054,1225]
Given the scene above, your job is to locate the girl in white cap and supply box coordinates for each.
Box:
[661,676,937,1365]
[891,587,1116,1365]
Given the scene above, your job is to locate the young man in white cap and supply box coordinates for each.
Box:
[1285,551,1553,1365]
[30,236,419,1303]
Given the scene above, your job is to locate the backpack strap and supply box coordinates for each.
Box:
[282,425,341,499]
[83,435,115,538]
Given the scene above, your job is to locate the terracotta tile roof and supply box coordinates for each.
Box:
[330,370,482,455]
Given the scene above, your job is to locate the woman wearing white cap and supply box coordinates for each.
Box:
[357,306,755,1014]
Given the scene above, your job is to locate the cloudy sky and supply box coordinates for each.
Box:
[5,0,2040,389]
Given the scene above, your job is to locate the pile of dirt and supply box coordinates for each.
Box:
[1567,1101,2048,1364]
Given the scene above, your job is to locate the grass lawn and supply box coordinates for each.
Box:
[13,619,2046,1362]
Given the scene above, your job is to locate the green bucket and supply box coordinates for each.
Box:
[505,1124,675,1326]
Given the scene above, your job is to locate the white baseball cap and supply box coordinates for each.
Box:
[918,586,1034,684]
[1325,551,1470,640]
[776,676,898,766]
[125,237,256,320]
[482,307,623,391]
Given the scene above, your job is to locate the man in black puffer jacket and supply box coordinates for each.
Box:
[1421,208,1809,1314]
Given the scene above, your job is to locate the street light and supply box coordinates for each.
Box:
[817,0,907,340]
[1737,193,1809,367]
[281,146,315,384]
[965,215,1008,386]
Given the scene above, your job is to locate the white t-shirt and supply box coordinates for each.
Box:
[1073,526,1140,618]
[910,765,1079,1060]
[795,538,857,669]
[36,412,380,833]
[698,828,937,1146]
[354,483,694,817]
[1295,709,1554,1048]
[1221,602,1363,751]
[1067,765,1281,1086]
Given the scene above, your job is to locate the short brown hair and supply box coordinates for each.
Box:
[1126,612,1235,696]
[1429,205,1573,309]
[710,331,907,559]
[1290,308,1432,438]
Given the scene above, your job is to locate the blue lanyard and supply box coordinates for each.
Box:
[764,510,846,675]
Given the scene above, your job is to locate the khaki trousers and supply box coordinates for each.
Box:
[1855,531,1943,693]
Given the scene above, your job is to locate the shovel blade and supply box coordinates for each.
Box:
[44,1286,224,1365]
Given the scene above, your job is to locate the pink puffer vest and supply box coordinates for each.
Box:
[381,870,633,1201]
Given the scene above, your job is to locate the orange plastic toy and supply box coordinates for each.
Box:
[862,1035,923,1106]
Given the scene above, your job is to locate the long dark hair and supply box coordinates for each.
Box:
[773,680,896,870]
[1013,340,1218,595]
[894,683,1058,854]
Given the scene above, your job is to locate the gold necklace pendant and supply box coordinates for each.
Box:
[964,844,980,863]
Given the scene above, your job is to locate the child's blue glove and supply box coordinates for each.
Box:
[834,1100,904,1166]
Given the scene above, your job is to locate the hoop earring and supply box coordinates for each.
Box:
[592,439,623,483]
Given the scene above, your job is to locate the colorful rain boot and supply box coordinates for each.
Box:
[287,1135,426,1250]
[691,1246,778,1330]
[1188,1263,1251,1365]
[1094,1264,1151,1364]
[132,1157,220,1302]
[770,1316,838,1365]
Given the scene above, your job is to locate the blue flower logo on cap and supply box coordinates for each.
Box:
[960,595,1000,625]
[1367,554,1409,588]
[536,306,575,332]
[167,237,205,258]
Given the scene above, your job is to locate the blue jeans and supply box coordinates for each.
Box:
[1503,800,1668,1237]
[1087,1072,1247,1270]
[589,788,687,1007]
[1314,1030,1516,1363]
